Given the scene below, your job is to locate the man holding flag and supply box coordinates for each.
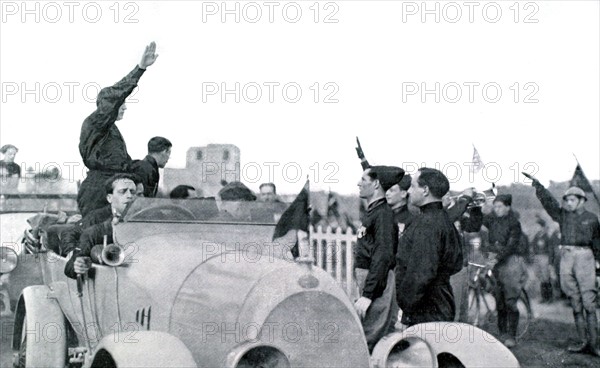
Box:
[523,170,600,356]
[355,165,403,351]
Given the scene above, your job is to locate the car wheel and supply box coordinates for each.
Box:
[13,313,27,368]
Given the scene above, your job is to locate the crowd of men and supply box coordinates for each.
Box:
[352,144,600,356]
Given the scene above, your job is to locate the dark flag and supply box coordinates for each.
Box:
[272,180,310,257]
[327,190,341,220]
[570,164,595,193]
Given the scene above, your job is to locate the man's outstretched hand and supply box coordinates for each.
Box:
[521,172,539,184]
[355,137,366,160]
[139,42,159,69]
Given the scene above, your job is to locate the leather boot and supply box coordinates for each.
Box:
[507,309,520,340]
[586,311,599,356]
[568,312,588,353]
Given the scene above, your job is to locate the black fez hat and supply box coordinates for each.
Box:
[369,166,405,192]
[494,194,512,206]
[218,182,257,201]
[398,174,412,191]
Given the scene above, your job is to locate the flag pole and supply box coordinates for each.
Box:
[572,153,600,208]
[307,175,311,250]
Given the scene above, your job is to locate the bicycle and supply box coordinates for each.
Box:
[467,261,533,339]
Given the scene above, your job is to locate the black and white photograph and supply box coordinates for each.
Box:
[1,1,599,367]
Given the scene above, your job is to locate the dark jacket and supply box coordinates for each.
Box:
[354,198,398,300]
[396,201,463,326]
[64,219,113,279]
[131,155,159,197]
[61,205,113,256]
[79,66,145,172]
[464,207,525,261]
[533,181,600,252]
[0,161,20,177]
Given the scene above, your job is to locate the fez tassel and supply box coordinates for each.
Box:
[272,178,311,258]
[571,154,600,208]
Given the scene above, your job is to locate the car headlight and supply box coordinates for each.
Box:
[0,246,18,274]
[224,343,290,368]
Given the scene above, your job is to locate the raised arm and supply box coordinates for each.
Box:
[79,43,158,160]
[355,137,371,170]
[522,172,562,222]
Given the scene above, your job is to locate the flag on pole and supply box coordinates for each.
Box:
[470,145,485,174]
[272,179,310,257]
[570,164,595,193]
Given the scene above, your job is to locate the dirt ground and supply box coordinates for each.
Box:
[1,299,599,367]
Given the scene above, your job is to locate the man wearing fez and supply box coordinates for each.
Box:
[355,165,403,351]
[396,168,464,327]
[465,193,527,348]
[78,42,158,217]
[524,172,600,356]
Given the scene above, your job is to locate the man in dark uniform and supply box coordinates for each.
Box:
[465,193,527,348]
[385,174,415,238]
[77,42,158,217]
[131,136,172,197]
[524,172,600,356]
[65,174,138,279]
[396,167,463,327]
[355,165,403,351]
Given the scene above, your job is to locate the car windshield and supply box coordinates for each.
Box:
[122,197,290,224]
[0,179,78,214]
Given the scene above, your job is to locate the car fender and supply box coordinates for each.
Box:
[371,322,519,368]
[12,285,67,367]
[90,331,197,368]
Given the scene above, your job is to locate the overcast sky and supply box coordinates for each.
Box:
[1,1,598,195]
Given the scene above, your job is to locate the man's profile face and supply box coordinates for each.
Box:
[357,169,376,199]
[107,179,136,216]
[259,185,276,202]
[186,189,198,199]
[408,172,425,207]
[116,104,127,121]
[156,148,171,168]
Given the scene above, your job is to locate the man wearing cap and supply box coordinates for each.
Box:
[131,137,172,197]
[355,165,402,351]
[78,42,158,217]
[465,192,527,348]
[213,181,257,221]
[395,168,464,327]
[524,172,600,355]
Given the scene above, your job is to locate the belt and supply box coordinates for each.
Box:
[559,244,591,249]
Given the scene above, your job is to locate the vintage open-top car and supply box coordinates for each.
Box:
[6,194,520,368]
[1,180,79,315]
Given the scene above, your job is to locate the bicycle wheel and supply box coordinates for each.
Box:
[515,289,533,339]
[467,286,496,328]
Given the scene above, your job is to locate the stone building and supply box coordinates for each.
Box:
[163,144,240,198]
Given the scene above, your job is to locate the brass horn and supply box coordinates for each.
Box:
[448,185,497,209]
[90,235,125,267]
[101,244,125,267]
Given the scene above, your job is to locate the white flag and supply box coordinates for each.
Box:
[471,145,485,174]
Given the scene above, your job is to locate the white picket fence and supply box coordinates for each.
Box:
[309,225,357,296]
